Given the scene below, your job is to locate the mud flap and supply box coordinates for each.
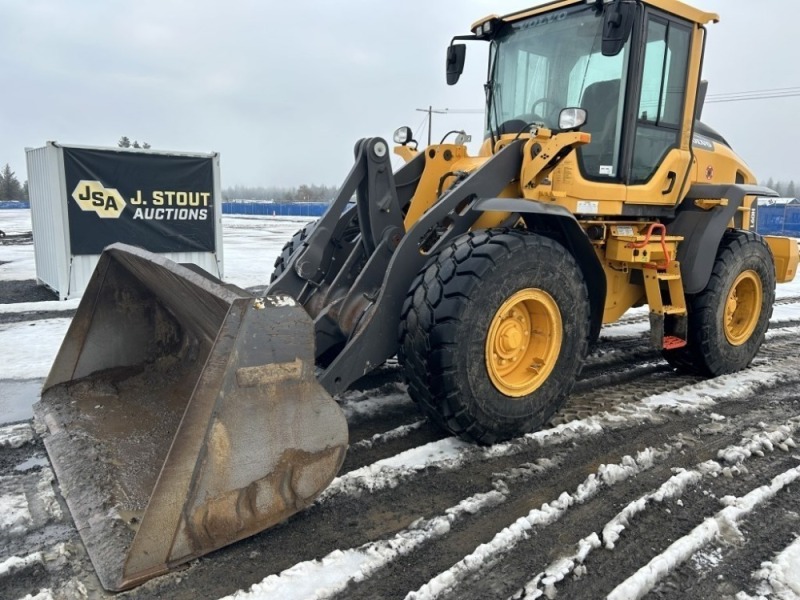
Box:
[34,244,348,591]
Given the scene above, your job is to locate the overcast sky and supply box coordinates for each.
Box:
[1,0,797,189]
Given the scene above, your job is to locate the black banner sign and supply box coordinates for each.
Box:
[63,147,216,255]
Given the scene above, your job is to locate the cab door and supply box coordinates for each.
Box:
[624,10,698,207]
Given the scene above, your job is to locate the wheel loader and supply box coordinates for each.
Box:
[35,0,799,591]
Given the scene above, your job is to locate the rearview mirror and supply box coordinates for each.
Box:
[446,44,467,85]
[602,0,636,57]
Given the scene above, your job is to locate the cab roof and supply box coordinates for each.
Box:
[471,0,719,33]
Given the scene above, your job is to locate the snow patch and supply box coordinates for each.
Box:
[691,547,724,572]
[640,364,793,414]
[338,388,412,422]
[770,302,800,324]
[324,418,608,501]
[0,422,34,448]
[0,551,43,578]
[603,422,800,553]
[321,437,474,498]
[35,470,63,521]
[743,535,800,599]
[15,456,49,472]
[0,318,71,379]
[719,425,798,464]
[603,468,705,550]
[264,295,296,307]
[765,324,800,341]
[0,298,80,314]
[0,490,33,536]
[511,533,601,600]
[350,421,426,451]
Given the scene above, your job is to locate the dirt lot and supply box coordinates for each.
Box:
[2,232,800,599]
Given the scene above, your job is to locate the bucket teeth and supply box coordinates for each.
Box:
[35,243,347,591]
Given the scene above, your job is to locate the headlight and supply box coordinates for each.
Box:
[558,108,588,131]
[393,126,413,145]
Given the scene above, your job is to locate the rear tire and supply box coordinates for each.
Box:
[663,230,775,376]
[399,229,591,444]
[270,222,316,282]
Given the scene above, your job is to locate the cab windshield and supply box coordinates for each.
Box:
[488,5,631,177]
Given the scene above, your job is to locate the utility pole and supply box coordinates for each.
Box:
[415,106,447,146]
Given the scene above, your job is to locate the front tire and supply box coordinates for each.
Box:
[663,230,775,376]
[399,229,591,444]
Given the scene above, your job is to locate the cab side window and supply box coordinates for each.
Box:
[631,18,691,183]
[569,44,629,179]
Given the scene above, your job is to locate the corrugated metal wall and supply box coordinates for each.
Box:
[26,143,224,300]
[26,144,71,298]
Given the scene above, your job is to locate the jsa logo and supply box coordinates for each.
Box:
[72,180,127,218]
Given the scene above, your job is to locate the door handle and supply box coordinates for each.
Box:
[662,171,677,195]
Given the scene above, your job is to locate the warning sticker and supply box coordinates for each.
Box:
[576,200,599,214]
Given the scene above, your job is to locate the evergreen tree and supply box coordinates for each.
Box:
[786,180,796,198]
[0,163,24,200]
[118,137,150,149]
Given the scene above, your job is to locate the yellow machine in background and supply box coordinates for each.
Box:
[35,0,798,591]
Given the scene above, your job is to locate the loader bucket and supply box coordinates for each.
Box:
[34,243,348,591]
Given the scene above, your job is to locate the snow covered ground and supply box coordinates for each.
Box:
[1,209,800,600]
[1,208,798,390]
[0,209,312,289]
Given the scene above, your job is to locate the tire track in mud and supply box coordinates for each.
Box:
[333,373,800,600]
[3,314,800,599]
[651,484,800,599]
[219,350,800,597]
[543,391,800,600]
[341,321,800,470]
[343,315,800,431]
[116,357,762,599]
[646,386,800,600]
[133,323,800,599]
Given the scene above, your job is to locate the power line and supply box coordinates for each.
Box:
[428,86,800,118]
[414,107,485,145]
[415,106,448,146]
[707,85,800,98]
[705,88,800,104]
[412,113,429,141]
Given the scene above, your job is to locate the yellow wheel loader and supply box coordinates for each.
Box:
[35,0,799,591]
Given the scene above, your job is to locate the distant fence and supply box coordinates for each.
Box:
[222,202,329,217]
[757,204,800,237]
[0,201,30,209]
[8,198,798,237]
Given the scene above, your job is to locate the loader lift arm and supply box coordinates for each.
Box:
[271,138,528,395]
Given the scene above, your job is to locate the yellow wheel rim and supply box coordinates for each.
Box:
[724,270,762,346]
[485,289,563,397]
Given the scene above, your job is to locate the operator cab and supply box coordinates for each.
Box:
[447,0,718,194]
